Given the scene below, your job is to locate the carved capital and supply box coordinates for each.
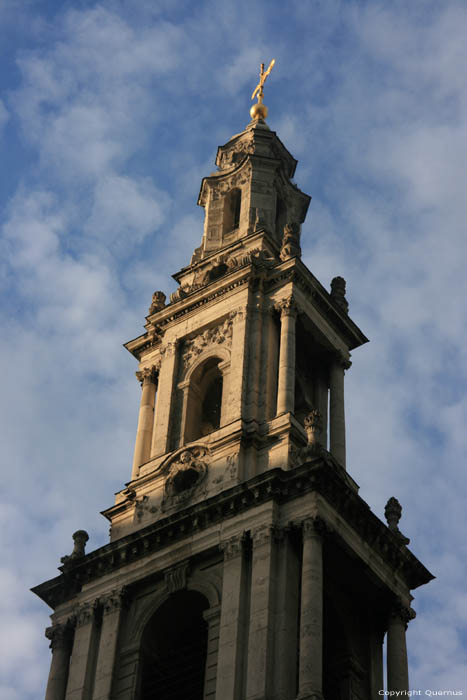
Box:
[275,295,298,318]
[135,366,158,386]
[74,601,97,628]
[45,622,73,652]
[160,341,177,358]
[333,350,352,371]
[165,561,189,593]
[302,516,327,539]
[101,587,128,616]
[390,600,416,629]
[219,533,245,561]
[251,524,281,547]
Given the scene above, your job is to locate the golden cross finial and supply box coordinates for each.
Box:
[250,59,275,121]
[251,59,276,104]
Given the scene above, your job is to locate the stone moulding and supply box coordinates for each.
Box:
[32,457,434,610]
[129,257,368,362]
[182,317,233,369]
[162,445,209,509]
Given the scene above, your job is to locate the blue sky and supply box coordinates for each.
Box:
[1,1,466,697]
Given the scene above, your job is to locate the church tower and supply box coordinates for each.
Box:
[33,65,433,700]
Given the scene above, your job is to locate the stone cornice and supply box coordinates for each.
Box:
[32,458,433,610]
[268,257,368,350]
[125,256,367,361]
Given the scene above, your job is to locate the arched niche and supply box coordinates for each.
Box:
[138,589,210,700]
[181,352,230,444]
[222,187,241,235]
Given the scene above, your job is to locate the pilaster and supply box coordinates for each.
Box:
[297,517,325,700]
[65,602,99,700]
[272,527,300,700]
[92,589,127,700]
[245,524,280,700]
[151,341,178,458]
[216,534,248,700]
[203,605,221,700]
[226,308,249,423]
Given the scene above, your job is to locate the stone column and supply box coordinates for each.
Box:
[45,623,74,700]
[329,353,349,468]
[92,589,127,700]
[65,603,98,700]
[203,605,221,700]
[297,518,324,700]
[131,367,157,480]
[276,297,298,416]
[387,604,413,693]
[216,535,247,700]
[245,525,278,700]
[151,342,178,458]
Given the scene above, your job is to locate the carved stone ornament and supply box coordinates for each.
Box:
[146,324,164,347]
[302,516,327,538]
[148,290,166,315]
[219,533,245,561]
[182,318,233,368]
[101,588,128,616]
[160,341,177,358]
[384,497,410,545]
[60,530,89,565]
[217,140,255,170]
[251,524,282,547]
[165,561,189,593]
[135,366,157,385]
[304,409,323,445]
[334,349,352,371]
[330,276,349,313]
[280,222,302,261]
[74,601,97,628]
[162,446,209,508]
[45,622,73,651]
[297,409,325,462]
[275,295,298,317]
[390,600,416,628]
[210,164,251,201]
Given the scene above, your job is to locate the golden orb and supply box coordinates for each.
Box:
[250,102,268,121]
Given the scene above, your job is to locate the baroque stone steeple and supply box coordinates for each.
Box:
[33,83,433,700]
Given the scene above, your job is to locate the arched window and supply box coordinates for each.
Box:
[183,357,224,443]
[139,590,209,700]
[223,188,241,234]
